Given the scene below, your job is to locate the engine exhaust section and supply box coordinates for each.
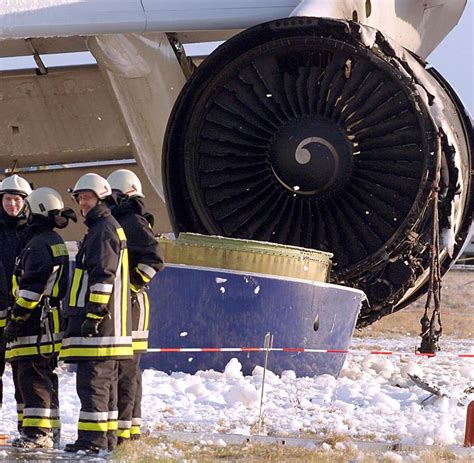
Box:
[163,18,473,327]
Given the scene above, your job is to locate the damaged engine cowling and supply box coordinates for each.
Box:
[163,18,473,327]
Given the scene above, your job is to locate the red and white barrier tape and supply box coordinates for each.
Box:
[147,347,474,358]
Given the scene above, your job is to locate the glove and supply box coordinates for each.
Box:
[4,319,20,344]
[130,268,145,293]
[81,318,102,337]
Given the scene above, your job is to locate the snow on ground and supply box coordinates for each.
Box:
[1,336,473,448]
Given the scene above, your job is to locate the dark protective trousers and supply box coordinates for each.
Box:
[132,360,143,438]
[0,339,4,407]
[13,356,60,438]
[75,360,118,450]
[117,354,140,440]
[12,361,24,432]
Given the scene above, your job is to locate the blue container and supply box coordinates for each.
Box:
[142,264,364,377]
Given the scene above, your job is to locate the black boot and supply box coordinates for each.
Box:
[64,441,101,454]
[12,433,54,449]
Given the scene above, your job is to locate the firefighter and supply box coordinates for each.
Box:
[0,236,8,411]
[3,187,75,449]
[0,175,32,422]
[107,169,164,443]
[60,173,133,454]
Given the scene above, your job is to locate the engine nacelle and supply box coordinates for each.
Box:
[163,18,473,326]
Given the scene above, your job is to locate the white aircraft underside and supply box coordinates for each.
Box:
[0,0,467,58]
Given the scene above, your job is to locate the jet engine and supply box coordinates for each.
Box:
[163,18,473,326]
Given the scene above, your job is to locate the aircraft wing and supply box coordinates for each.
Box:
[0,0,467,58]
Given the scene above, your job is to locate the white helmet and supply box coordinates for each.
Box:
[71,173,111,199]
[0,174,33,197]
[107,169,144,198]
[26,187,64,216]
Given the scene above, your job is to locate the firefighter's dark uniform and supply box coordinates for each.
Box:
[4,217,69,441]
[0,259,8,407]
[60,202,133,452]
[0,207,26,421]
[111,197,164,441]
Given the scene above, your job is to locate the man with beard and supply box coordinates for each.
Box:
[61,173,133,454]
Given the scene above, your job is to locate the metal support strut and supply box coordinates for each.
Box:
[418,133,443,354]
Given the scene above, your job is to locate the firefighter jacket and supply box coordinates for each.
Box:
[0,208,26,328]
[60,202,133,362]
[111,197,164,352]
[5,217,69,361]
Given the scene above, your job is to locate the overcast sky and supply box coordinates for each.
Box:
[428,0,473,115]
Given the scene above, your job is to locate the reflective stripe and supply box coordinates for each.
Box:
[52,265,64,298]
[131,418,142,426]
[6,332,63,346]
[0,319,6,328]
[130,425,141,436]
[135,267,151,284]
[69,268,83,307]
[118,420,132,429]
[16,297,40,310]
[51,419,61,429]
[43,265,60,296]
[86,313,104,320]
[89,293,110,304]
[117,429,130,438]
[108,421,118,431]
[61,335,132,347]
[130,283,141,293]
[78,422,108,432]
[52,308,60,332]
[117,227,126,241]
[90,283,113,293]
[132,340,148,352]
[17,289,42,301]
[23,418,54,429]
[80,411,109,421]
[50,243,68,257]
[5,342,62,360]
[108,411,119,420]
[23,408,54,417]
[60,345,133,359]
[136,292,146,331]
[121,249,129,337]
[77,272,89,307]
[132,330,148,340]
[143,291,150,331]
[137,263,157,280]
[12,275,18,298]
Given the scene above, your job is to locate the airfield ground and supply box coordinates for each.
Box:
[113,269,474,462]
